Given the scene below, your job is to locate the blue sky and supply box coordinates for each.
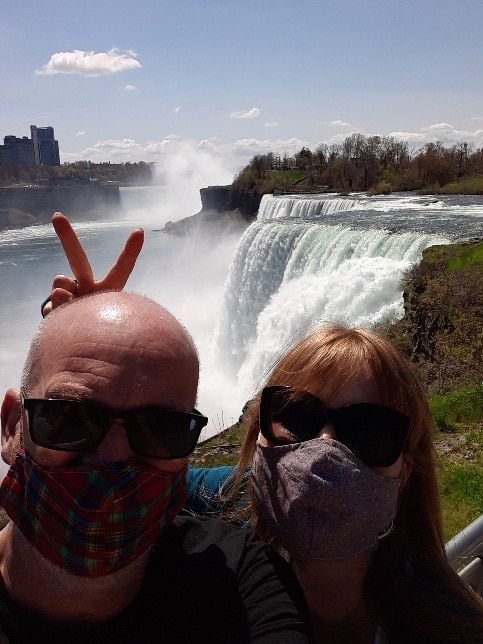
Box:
[2,0,483,178]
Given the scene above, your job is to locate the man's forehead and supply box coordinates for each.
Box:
[28,294,198,409]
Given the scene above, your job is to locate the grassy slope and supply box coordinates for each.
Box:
[431,385,483,540]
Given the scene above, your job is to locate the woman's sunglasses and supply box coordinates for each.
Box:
[20,392,208,460]
[259,385,410,467]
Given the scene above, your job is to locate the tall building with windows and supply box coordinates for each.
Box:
[0,136,35,165]
[30,126,60,165]
[0,126,60,166]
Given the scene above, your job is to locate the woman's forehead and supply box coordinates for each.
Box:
[272,364,381,407]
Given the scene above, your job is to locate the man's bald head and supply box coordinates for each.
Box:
[22,291,199,412]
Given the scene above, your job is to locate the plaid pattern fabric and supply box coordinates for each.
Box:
[0,450,187,577]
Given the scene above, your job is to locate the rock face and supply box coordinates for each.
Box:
[0,183,121,230]
[163,185,261,235]
[199,186,261,220]
[163,208,248,237]
[386,239,483,394]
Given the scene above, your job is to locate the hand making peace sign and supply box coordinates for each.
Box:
[42,212,144,316]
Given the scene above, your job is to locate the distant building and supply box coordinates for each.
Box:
[30,125,60,166]
[0,136,35,165]
[0,126,60,166]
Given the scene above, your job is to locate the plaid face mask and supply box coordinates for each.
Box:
[0,450,187,577]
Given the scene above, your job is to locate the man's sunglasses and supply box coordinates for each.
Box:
[259,385,410,467]
[20,392,208,459]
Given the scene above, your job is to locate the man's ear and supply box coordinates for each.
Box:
[1,389,22,465]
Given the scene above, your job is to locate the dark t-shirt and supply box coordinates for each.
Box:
[0,514,308,643]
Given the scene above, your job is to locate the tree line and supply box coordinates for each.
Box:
[0,161,154,187]
[233,134,483,194]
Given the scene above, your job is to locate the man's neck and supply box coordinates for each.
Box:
[0,522,149,622]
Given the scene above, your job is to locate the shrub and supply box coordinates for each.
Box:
[366,180,391,196]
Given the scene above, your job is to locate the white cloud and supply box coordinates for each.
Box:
[61,123,483,169]
[325,131,360,145]
[229,107,261,120]
[264,121,279,128]
[123,84,138,92]
[230,137,309,157]
[75,130,86,137]
[329,119,351,128]
[62,135,309,170]
[387,123,483,148]
[36,48,141,77]
[470,116,483,121]
[174,106,181,113]
[388,131,426,143]
[421,122,454,132]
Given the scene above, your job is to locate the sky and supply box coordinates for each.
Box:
[2,0,483,180]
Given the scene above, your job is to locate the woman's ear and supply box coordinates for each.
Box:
[1,389,22,465]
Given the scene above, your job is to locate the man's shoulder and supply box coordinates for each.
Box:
[161,513,252,565]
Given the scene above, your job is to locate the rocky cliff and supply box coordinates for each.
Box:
[163,185,261,235]
[199,186,261,220]
[385,239,482,394]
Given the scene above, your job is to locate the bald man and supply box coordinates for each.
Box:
[0,292,307,643]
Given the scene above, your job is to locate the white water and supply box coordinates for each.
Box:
[258,195,359,219]
[214,219,448,391]
[257,193,454,220]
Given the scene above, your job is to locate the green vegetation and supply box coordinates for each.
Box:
[430,386,482,539]
[0,160,154,187]
[190,421,242,468]
[430,385,483,431]
[446,245,483,271]
[423,240,483,272]
[232,135,483,195]
[385,242,482,395]
[431,174,483,195]
[439,462,483,541]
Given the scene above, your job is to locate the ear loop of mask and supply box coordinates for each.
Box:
[377,519,394,540]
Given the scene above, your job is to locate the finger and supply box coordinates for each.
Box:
[100,228,144,290]
[42,301,53,317]
[51,288,75,310]
[52,213,94,290]
[52,275,79,295]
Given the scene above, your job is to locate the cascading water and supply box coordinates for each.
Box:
[257,194,359,219]
[214,193,453,393]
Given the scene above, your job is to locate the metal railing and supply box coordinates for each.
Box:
[446,514,483,594]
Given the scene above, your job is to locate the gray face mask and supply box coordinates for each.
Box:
[251,438,399,561]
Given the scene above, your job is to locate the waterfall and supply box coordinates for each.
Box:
[213,212,448,391]
[258,194,359,219]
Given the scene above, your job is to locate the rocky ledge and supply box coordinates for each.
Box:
[163,185,261,235]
